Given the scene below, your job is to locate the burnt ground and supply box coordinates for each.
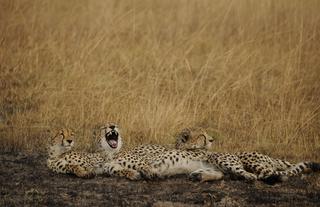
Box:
[1,153,320,207]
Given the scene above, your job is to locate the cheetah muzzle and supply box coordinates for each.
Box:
[105,130,119,149]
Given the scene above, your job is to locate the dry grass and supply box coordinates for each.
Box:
[0,0,320,160]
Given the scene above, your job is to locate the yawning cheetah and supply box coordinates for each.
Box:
[99,127,222,180]
[47,124,138,179]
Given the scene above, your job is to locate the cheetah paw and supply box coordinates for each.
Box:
[124,170,142,181]
[243,173,257,181]
[140,169,158,180]
[189,172,202,182]
[76,170,95,179]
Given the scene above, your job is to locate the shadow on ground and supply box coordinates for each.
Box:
[1,153,320,207]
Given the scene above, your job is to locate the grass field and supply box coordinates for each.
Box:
[0,0,319,160]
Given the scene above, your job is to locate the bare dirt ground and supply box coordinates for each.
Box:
[1,152,320,207]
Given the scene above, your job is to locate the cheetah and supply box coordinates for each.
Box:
[93,123,143,180]
[47,124,139,179]
[100,127,223,180]
[47,128,96,178]
[163,127,320,183]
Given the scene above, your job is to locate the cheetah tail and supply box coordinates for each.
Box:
[309,162,320,172]
[277,161,320,177]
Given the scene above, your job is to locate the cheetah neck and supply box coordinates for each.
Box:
[48,145,70,158]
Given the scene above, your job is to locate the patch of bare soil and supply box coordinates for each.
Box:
[1,153,320,207]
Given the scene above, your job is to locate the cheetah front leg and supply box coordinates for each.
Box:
[133,162,159,180]
[103,162,142,180]
[65,164,95,178]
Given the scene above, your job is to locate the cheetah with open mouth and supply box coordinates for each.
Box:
[99,126,223,180]
[47,124,138,179]
[99,126,320,183]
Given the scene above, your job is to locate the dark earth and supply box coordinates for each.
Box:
[1,152,320,207]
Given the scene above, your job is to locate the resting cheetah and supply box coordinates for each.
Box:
[93,123,143,180]
[47,128,96,178]
[47,124,139,179]
[165,127,320,183]
[100,127,223,180]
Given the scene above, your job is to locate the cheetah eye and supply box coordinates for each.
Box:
[208,139,213,143]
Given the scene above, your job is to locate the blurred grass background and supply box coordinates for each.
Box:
[0,0,319,160]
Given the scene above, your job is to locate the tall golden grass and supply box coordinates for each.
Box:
[0,0,319,160]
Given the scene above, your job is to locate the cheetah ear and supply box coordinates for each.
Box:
[175,128,191,144]
[92,124,102,138]
[48,129,62,145]
[179,128,191,139]
[46,129,52,142]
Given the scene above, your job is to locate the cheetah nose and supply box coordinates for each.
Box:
[110,125,116,130]
[66,140,73,144]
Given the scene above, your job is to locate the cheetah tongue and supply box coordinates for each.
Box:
[107,140,118,148]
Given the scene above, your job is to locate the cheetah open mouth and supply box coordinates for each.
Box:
[106,130,119,149]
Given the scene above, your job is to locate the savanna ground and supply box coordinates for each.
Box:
[1,0,320,206]
[1,152,320,206]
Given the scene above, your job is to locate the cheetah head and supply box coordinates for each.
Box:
[95,122,123,153]
[175,127,214,150]
[48,128,75,157]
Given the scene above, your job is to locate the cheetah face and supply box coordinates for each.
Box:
[49,128,75,156]
[97,123,123,153]
[53,129,75,149]
[175,127,214,150]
